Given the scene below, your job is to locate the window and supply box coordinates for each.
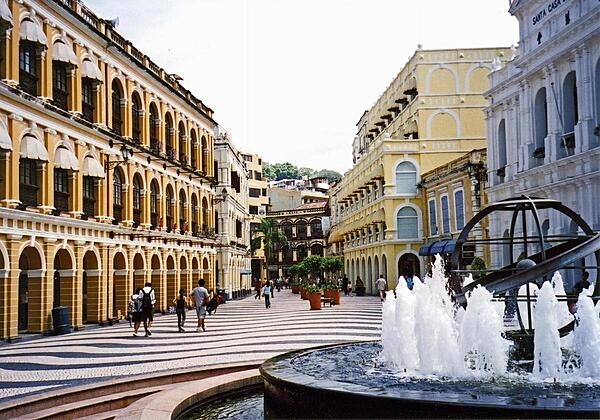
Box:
[179,190,186,233]
[133,178,141,227]
[249,205,258,215]
[166,189,173,231]
[132,94,141,143]
[112,171,123,223]
[396,207,418,239]
[428,199,437,236]
[497,119,507,178]
[395,161,417,194]
[111,81,122,135]
[441,195,450,234]
[179,123,187,163]
[19,41,38,96]
[249,188,261,198]
[82,79,94,122]
[83,176,95,217]
[165,114,174,158]
[52,62,68,110]
[561,71,578,156]
[19,159,38,207]
[150,182,158,229]
[454,190,464,231]
[54,168,69,213]
[533,88,548,157]
[296,220,307,239]
[311,219,323,238]
[150,105,159,151]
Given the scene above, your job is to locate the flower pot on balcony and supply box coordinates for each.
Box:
[308,292,322,310]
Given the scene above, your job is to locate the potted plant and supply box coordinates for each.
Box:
[323,282,341,305]
[304,282,322,310]
[299,279,309,300]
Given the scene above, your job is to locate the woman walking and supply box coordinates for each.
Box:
[173,288,187,332]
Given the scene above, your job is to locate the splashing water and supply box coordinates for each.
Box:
[381,255,600,382]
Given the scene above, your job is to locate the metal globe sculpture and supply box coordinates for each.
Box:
[450,196,600,358]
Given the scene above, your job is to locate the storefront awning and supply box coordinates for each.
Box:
[52,39,78,66]
[54,146,79,171]
[0,122,12,151]
[0,0,13,27]
[20,134,48,161]
[419,239,456,256]
[81,58,103,83]
[20,17,47,46]
[82,156,105,178]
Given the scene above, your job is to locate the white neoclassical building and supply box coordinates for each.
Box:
[213,127,252,299]
[486,0,600,287]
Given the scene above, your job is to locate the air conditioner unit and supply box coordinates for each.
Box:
[258,206,266,216]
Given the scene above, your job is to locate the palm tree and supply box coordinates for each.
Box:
[251,218,288,278]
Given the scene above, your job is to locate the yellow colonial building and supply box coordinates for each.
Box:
[329,47,509,294]
[0,0,218,340]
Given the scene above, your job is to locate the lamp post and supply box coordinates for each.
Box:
[104,143,133,324]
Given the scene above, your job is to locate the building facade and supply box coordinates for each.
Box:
[329,47,509,294]
[266,201,328,280]
[214,129,251,299]
[0,0,218,340]
[418,149,489,271]
[241,151,268,281]
[486,0,600,287]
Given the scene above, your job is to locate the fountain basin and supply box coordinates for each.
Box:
[260,342,600,419]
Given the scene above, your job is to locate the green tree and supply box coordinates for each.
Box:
[272,162,300,180]
[300,255,325,280]
[323,256,343,280]
[251,218,288,275]
[313,169,342,183]
[289,263,308,282]
[298,167,314,178]
[263,162,276,181]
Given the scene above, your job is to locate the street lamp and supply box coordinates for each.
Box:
[104,141,133,324]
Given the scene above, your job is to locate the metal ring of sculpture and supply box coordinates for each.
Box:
[450,196,600,343]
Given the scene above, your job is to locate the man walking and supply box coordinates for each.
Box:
[191,279,209,332]
[262,281,272,309]
[375,274,387,302]
[138,282,155,336]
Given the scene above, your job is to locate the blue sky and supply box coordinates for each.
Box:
[83,0,519,174]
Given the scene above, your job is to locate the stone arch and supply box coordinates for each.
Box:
[18,245,44,333]
[179,255,189,303]
[367,256,373,294]
[426,65,458,94]
[112,251,127,321]
[397,252,420,284]
[53,247,75,327]
[82,248,100,324]
[427,109,459,139]
[465,64,491,93]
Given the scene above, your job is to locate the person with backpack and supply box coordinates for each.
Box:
[190,278,209,332]
[173,288,187,332]
[138,282,156,337]
[130,288,143,337]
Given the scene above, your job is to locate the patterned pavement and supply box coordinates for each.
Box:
[0,290,382,404]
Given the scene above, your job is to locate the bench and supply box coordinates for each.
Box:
[321,297,334,307]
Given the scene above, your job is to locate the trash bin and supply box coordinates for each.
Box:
[217,288,227,302]
[52,306,71,335]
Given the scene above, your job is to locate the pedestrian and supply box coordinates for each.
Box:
[138,282,155,336]
[342,275,349,296]
[130,288,142,337]
[173,288,187,332]
[375,274,387,302]
[254,278,262,299]
[568,271,591,314]
[190,278,209,332]
[262,281,272,308]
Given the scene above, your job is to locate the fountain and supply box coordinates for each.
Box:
[261,197,600,418]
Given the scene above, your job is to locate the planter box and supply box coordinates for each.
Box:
[308,292,322,310]
[291,285,300,294]
[324,289,341,305]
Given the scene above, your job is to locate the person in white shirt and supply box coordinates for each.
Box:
[190,278,209,332]
[375,275,387,302]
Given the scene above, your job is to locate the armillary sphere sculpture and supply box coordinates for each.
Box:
[450,196,600,358]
